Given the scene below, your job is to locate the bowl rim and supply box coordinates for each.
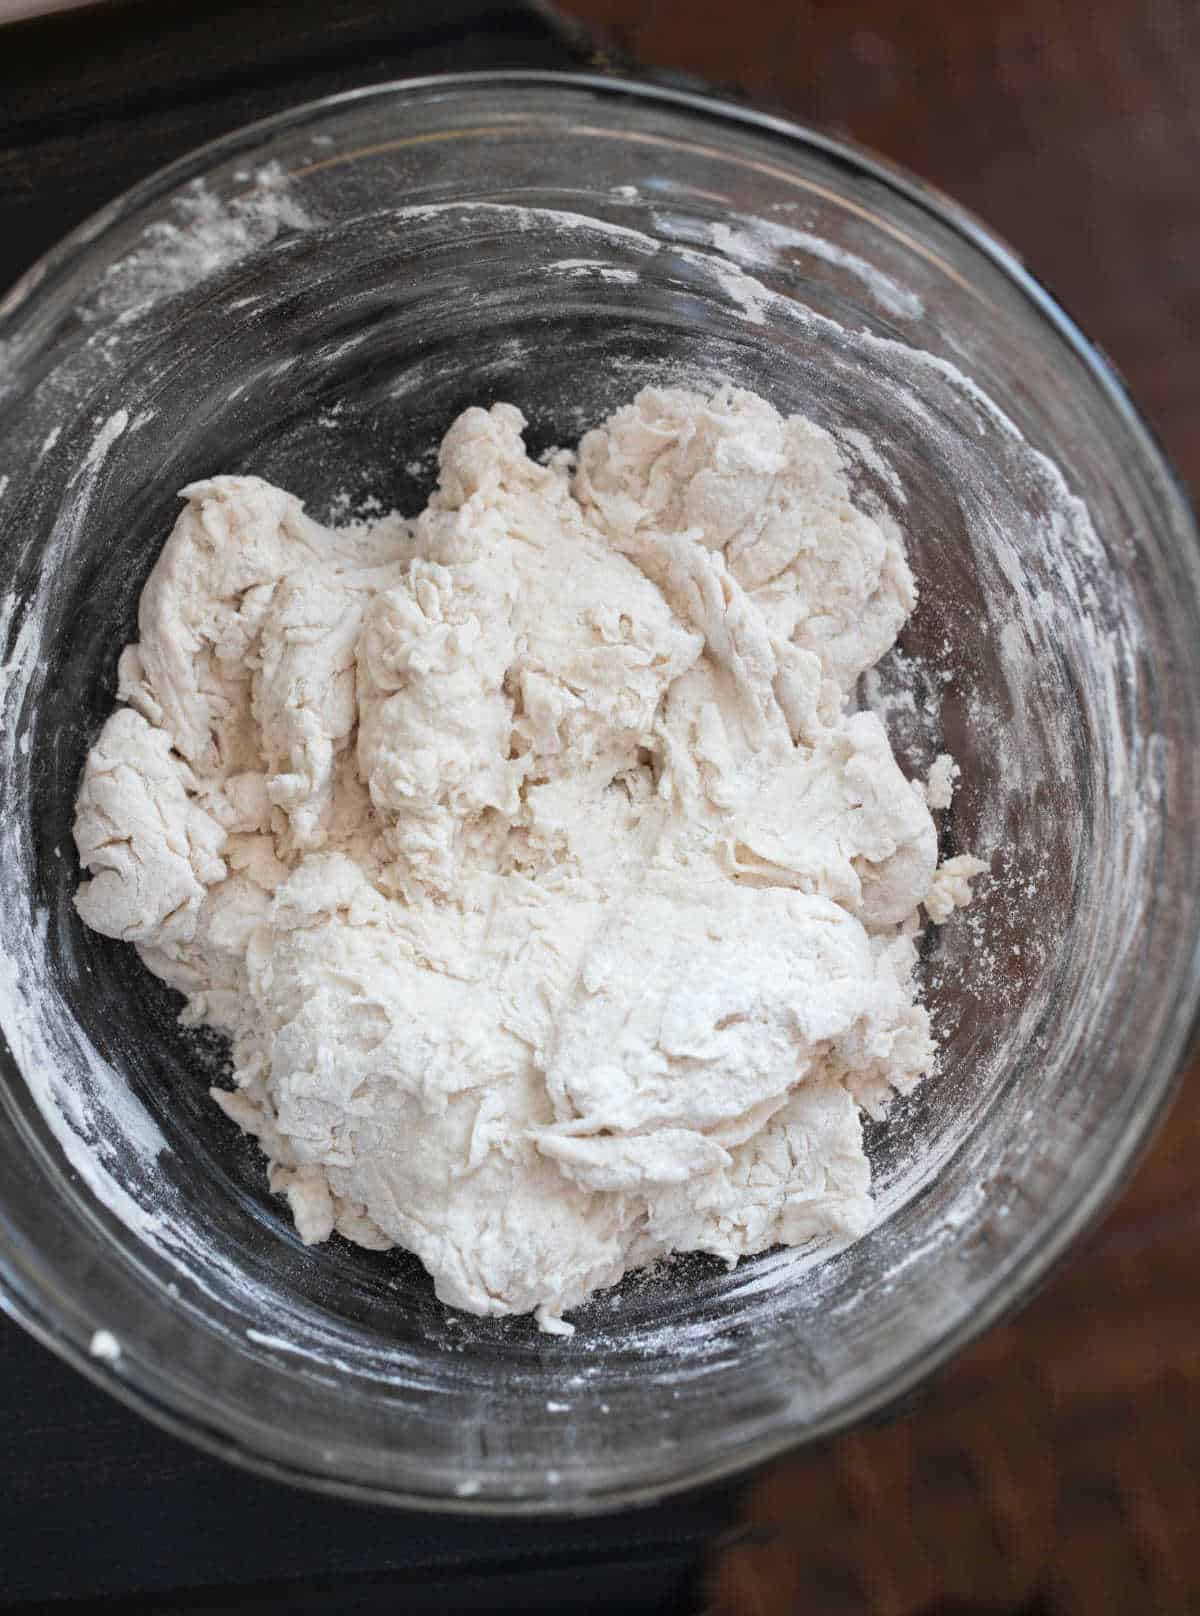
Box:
[2,66,1198,1517]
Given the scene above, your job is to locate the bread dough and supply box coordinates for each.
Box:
[74,385,984,1333]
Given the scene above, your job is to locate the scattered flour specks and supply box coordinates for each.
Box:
[89,164,314,322]
[89,1329,122,1362]
[709,219,925,322]
[77,409,128,478]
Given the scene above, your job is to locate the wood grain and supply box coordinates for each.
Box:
[554,1,1200,1610]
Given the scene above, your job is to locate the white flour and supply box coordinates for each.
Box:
[91,165,314,324]
[72,384,984,1333]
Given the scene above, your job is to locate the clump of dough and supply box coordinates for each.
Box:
[74,385,986,1333]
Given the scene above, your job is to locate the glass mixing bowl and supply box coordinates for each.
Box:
[1,72,1198,1514]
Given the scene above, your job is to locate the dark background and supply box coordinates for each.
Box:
[2,1,1197,1612]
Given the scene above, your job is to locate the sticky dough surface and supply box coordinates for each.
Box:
[74,386,983,1333]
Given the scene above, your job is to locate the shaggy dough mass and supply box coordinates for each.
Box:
[74,385,984,1333]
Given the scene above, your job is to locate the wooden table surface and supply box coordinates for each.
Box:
[558,1,1200,1610]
